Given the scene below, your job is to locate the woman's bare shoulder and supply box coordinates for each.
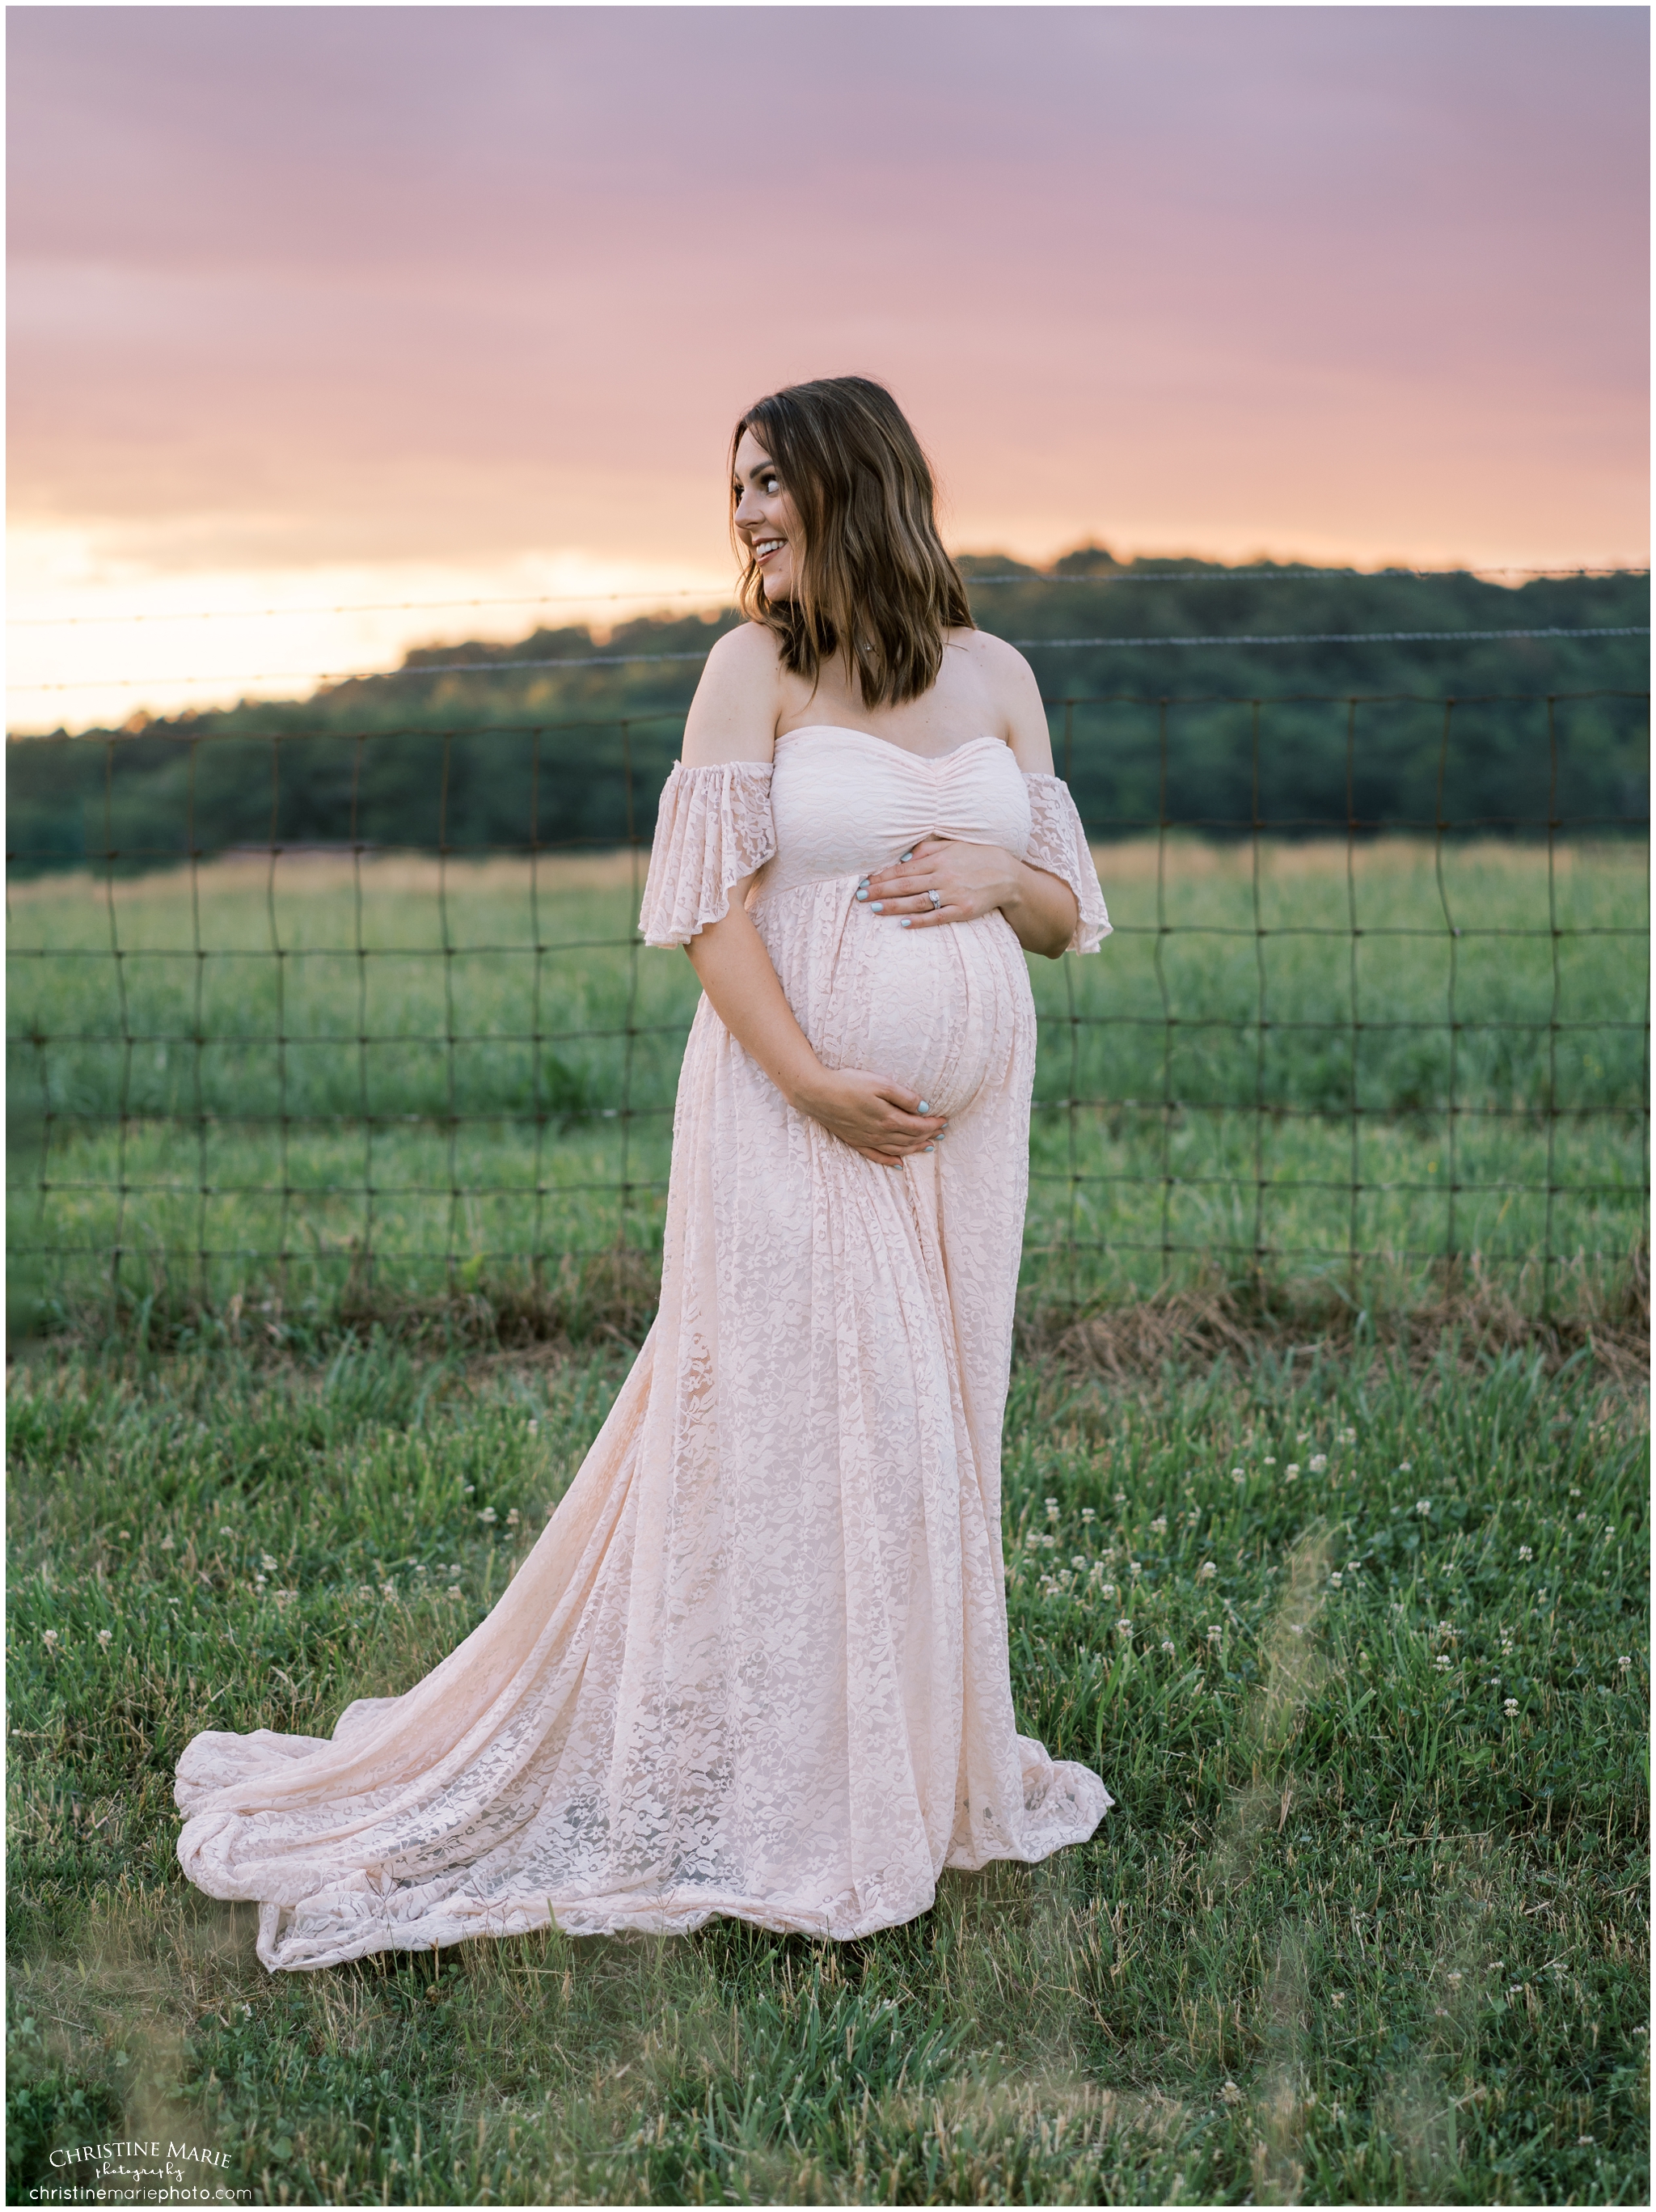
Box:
[947,626,1054,772]
[681,620,785,766]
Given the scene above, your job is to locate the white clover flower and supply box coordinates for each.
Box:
[1100,1583,1117,1601]
[1519,1545,1533,1562]
[1577,1512,1589,1524]
[506,1508,520,1527]
[42,1628,59,1647]
[1309,1455,1328,1473]
[1115,1618,1133,1638]
[1161,1639,1176,1655]
[1569,1486,1581,1497]
[1220,2079,1243,2106]
[1071,1554,1088,1571]
[448,1563,463,1579]
[1198,1561,1218,1580]
[1618,1656,1632,1670]
[1329,1992,1345,2008]
[1080,1507,1096,1525]
[463,1484,475,1495]
[1284,1465,1300,1481]
[260,1554,279,1571]
[274,1589,298,1609]
[161,1534,175,1551]
[1503,1698,1519,1716]
[1416,1499,1432,1516]
[117,1529,129,1540]
[1207,1625,1223,1644]
[97,1627,112,1647]
[1434,1655,1452,1672]
[1330,1572,1343,1588]
[1263,1457,1277,1467]
[254,1574,268,1589]
[479,1507,497,1525]
[1400,1460,1412,1472]
[357,1584,374,1600]
[1041,1533,1057,1550]
[1151,1516,1168,1533]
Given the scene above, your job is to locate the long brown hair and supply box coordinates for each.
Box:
[729,376,974,708]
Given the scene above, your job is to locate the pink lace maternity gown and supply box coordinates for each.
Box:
[175,725,1114,1970]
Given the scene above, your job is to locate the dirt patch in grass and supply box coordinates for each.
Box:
[1024,1250,1650,1393]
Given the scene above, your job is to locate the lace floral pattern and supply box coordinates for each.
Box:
[175,730,1112,1972]
[637,759,778,947]
[1021,773,1111,954]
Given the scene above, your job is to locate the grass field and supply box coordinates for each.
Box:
[6,838,1648,1330]
[6,1328,1648,2206]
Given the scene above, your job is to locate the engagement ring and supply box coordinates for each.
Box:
[927,887,943,909]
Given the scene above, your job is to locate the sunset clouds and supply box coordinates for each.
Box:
[8,6,1648,728]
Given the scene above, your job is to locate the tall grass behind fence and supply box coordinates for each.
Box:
[6,692,1649,1334]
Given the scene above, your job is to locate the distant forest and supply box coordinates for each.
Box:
[7,551,1648,876]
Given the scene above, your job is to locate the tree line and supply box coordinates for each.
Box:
[8,552,1647,876]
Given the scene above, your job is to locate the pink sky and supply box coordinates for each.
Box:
[7,6,1649,727]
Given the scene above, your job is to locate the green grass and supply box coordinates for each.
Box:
[7,1330,1648,2203]
[7,837,1648,1330]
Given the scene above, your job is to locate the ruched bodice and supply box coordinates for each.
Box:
[175,729,1113,1969]
[754,727,1034,901]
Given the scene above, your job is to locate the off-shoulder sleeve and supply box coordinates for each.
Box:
[1022,773,1112,954]
[637,759,777,948]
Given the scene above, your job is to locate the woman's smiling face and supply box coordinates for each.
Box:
[733,428,801,600]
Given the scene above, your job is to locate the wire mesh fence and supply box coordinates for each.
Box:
[6,690,1649,1332]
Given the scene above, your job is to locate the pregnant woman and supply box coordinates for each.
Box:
[175,375,1113,1970]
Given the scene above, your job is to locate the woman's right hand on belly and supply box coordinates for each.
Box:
[793,1068,949,1168]
[684,892,945,1166]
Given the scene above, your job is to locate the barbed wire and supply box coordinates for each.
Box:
[9,624,1649,700]
[8,563,1646,630]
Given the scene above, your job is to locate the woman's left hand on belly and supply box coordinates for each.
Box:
[860,836,1021,929]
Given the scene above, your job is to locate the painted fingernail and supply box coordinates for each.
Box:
[917,1101,930,1114]
[899,850,914,862]
[855,889,869,901]
[898,917,912,928]
[924,1143,936,1153]
[870,901,883,912]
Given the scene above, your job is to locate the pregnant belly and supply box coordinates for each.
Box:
[754,880,1033,1123]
